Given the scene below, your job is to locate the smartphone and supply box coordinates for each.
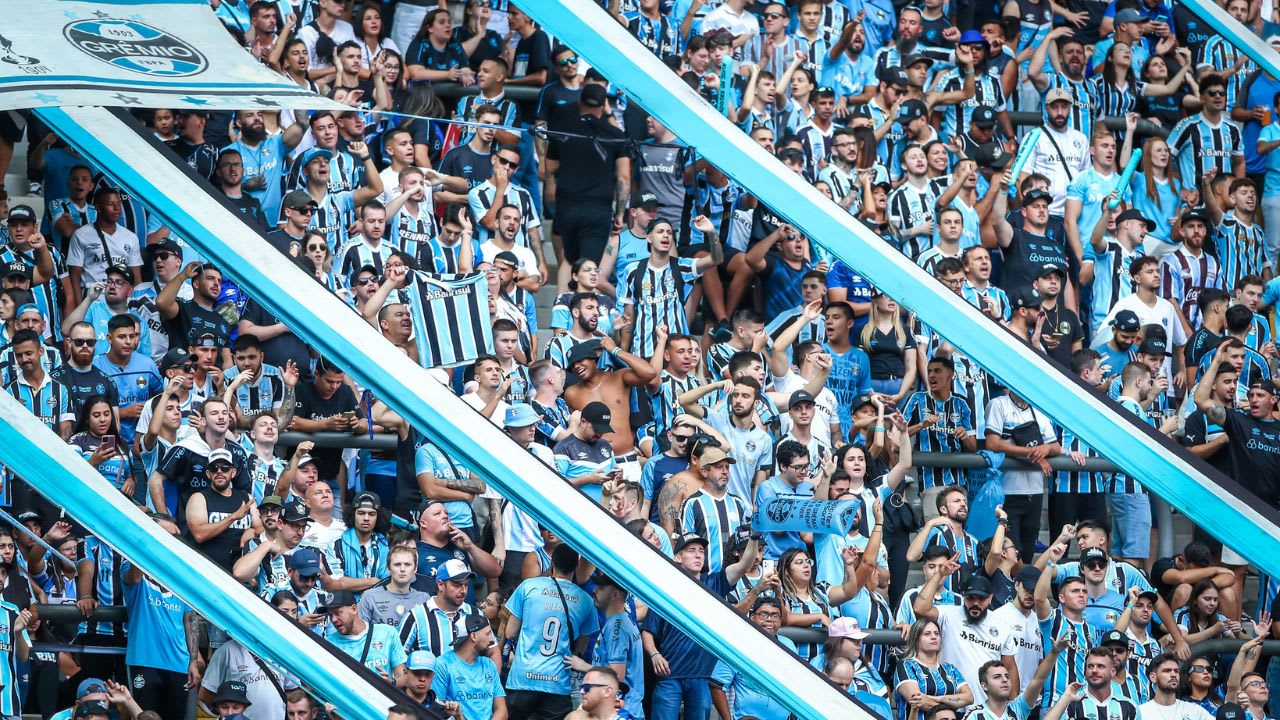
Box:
[100,436,117,451]
[341,411,356,420]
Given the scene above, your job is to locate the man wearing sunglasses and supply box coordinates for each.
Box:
[567,666,624,720]
[267,190,317,258]
[640,417,695,522]
[60,264,151,359]
[51,321,119,414]
[1168,74,1245,185]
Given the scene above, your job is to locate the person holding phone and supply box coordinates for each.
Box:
[69,394,136,501]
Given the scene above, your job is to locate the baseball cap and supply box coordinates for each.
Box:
[1022,188,1053,206]
[1181,207,1212,225]
[581,401,614,434]
[829,616,869,639]
[1116,208,1156,232]
[1268,35,1280,49]
[15,510,41,525]
[697,446,737,468]
[1110,309,1142,332]
[902,53,934,69]
[567,338,603,367]
[7,205,36,224]
[851,393,876,414]
[580,84,608,108]
[1102,629,1130,647]
[1137,336,1171,357]
[2,261,30,280]
[971,105,997,128]
[1136,589,1160,603]
[286,548,322,576]
[1008,286,1044,311]
[300,147,334,167]
[74,702,110,719]
[206,448,235,469]
[1037,262,1065,279]
[961,575,993,598]
[212,680,252,707]
[788,389,816,407]
[1249,378,1279,396]
[437,559,476,583]
[282,189,318,211]
[633,192,660,208]
[1045,88,1073,106]
[1080,546,1109,565]
[879,66,909,86]
[777,147,805,164]
[451,614,491,645]
[319,589,358,612]
[351,491,380,511]
[970,141,1010,169]
[899,99,927,122]
[406,650,437,672]
[295,453,317,467]
[105,264,131,280]
[76,678,108,699]
[1115,8,1146,24]
[258,494,284,510]
[1015,565,1042,589]
[1218,704,1247,720]
[145,239,183,260]
[160,347,192,371]
[674,532,709,553]
[15,303,40,318]
[281,499,312,524]
[958,29,987,45]
[504,403,540,428]
[492,250,520,268]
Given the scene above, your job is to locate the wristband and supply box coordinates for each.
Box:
[874,425,885,432]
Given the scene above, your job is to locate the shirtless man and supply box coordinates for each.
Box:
[653,429,726,536]
[563,334,659,480]
[363,256,418,363]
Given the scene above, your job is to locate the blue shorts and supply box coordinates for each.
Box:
[1109,492,1151,559]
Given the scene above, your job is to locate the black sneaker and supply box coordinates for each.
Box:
[710,319,732,343]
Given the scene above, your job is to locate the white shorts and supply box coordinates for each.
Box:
[1222,544,1248,566]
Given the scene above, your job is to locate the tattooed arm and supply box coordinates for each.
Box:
[657,473,692,537]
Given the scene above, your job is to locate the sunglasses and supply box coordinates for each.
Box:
[1189,664,1212,673]
[180,363,198,372]
[70,338,95,347]
[581,683,618,693]
[208,464,235,473]
[291,206,316,214]
[354,276,380,286]
[495,156,519,168]
[763,11,787,18]
[1082,561,1106,570]
[153,251,177,261]
[1206,89,1226,97]
[557,56,579,66]
[671,433,696,442]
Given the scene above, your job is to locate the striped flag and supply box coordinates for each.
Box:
[407,271,494,369]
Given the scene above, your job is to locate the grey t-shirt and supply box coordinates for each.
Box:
[357,586,430,628]
[200,639,298,720]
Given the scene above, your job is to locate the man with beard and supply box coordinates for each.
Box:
[1029,28,1094,137]
[1162,209,1222,335]
[184,448,256,572]
[321,590,407,681]
[933,33,1015,142]
[1021,91,1090,220]
[563,337,659,480]
[872,7,949,76]
[51,321,117,413]
[222,109,307,222]
[148,398,251,521]
[1140,654,1215,720]
[680,377,774,506]
[1090,310,1142,379]
[212,148,268,231]
[914,563,1009,704]
[1169,74,1245,183]
[1063,648,1140,720]
[994,566,1047,693]
[681,445,750,574]
[544,292,604,369]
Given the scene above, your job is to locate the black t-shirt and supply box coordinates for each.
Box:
[1001,213,1071,291]
[156,440,252,517]
[864,327,915,379]
[1222,410,1280,504]
[240,299,312,378]
[294,381,359,480]
[512,30,552,123]
[1042,302,1083,367]
[265,229,303,257]
[1184,327,1225,370]
[550,114,625,201]
[437,144,492,190]
[165,298,233,351]
[750,203,786,246]
[454,27,504,71]
[49,364,119,413]
[1181,409,1232,475]
[537,81,584,136]
[188,487,253,572]
[225,193,270,232]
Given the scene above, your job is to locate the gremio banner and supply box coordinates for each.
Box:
[754,497,862,535]
[0,0,344,111]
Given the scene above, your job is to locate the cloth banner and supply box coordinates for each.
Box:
[0,0,345,111]
[407,271,494,369]
[753,497,861,535]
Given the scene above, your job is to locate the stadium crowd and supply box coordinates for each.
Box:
[1,0,1280,717]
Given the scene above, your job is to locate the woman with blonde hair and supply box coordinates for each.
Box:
[859,291,916,404]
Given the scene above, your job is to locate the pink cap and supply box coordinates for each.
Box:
[829,616,869,640]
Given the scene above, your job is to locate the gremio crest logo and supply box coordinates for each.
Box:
[64,19,207,77]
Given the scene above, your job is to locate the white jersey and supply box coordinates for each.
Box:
[1023,125,1089,216]
[993,602,1044,691]
[936,603,1011,704]
[1138,699,1215,720]
[774,371,839,446]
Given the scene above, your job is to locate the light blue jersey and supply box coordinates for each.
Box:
[433,650,506,720]
[1068,168,1119,254]
[325,623,406,676]
[121,562,191,673]
[505,577,600,694]
[415,441,476,528]
[596,611,645,718]
[710,634,799,720]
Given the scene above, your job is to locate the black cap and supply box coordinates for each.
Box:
[1080,546,1109,564]
[1022,188,1053,206]
[777,147,805,164]
[580,84,609,108]
[1137,336,1170,357]
[319,590,358,612]
[1009,286,1044,311]
[281,499,312,524]
[352,491,380,510]
[15,510,41,525]
[7,205,36,224]
[2,261,30,280]
[971,105,997,128]
[851,393,876,414]
[1116,208,1156,232]
[567,338,603,368]
[962,575,993,598]
[1110,309,1141,332]
[451,613,492,646]
[1015,565,1042,588]
[970,141,1010,169]
[1181,207,1212,225]
[582,401,613,434]
[879,66,909,85]
[1037,262,1065,279]
[1249,378,1279,396]
[633,192,660,208]
[902,53,934,68]
[212,680,252,706]
[788,389,816,407]
[899,99,927,122]
[145,239,183,260]
[1102,629,1130,648]
[1218,703,1247,720]
[74,702,110,719]
[674,532,709,553]
[160,347,192,371]
[848,103,872,120]
[493,251,519,267]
